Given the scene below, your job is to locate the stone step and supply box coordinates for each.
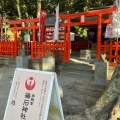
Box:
[63,62,93,69]
[0,57,43,70]
[73,82,106,93]
[70,56,95,62]
[60,70,94,77]
[61,66,94,75]
[80,49,96,59]
[0,58,16,66]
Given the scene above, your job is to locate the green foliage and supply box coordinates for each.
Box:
[0,0,115,41]
[72,0,85,12]
[88,0,114,7]
[74,26,87,37]
[48,103,62,119]
[0,0,115,20]
[42,0,89,13]
[0,0,37,19]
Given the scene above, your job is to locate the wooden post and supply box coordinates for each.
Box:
[32,22,36,42]
[67,18,71,62]
[116,41,118,62]
[97,12,102,60]
[63,27,67,62]
[14,24,17,57]
[31,41,34,59]
[31,22,36,59]
[110,41,112,61]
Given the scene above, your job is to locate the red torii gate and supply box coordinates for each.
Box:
[1,4,118,65]
[8,18,39,57]
[8,18,69,62]
[59,6,116,63]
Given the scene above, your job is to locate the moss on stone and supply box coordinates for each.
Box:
[48,103,62,120]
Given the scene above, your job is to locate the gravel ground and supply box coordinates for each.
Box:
[0,60,114,119]
[0,65,94,120]
[0,65,16,119]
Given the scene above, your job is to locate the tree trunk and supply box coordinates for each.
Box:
[65,65,120,120]
[16,0,21,19]
[84,64,120,120]
[37,0,41,18]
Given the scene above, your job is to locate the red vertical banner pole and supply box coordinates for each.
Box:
[110,41,112,61]
[31,41,33,59]
[14,24,17,57]
[39,10,47,42]
[97,12,102,60]
[31,22,35,59]
[64,27,67,62]
[67,18,71,62]
[12,41,14,57]
[32,22,36,42]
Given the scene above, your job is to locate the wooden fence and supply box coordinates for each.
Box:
[101,41,120,66]
[18,41,32,55]
[71,41,88,52]
[31,41,68,62]
[0,40,120,66]
[0,40,15,58]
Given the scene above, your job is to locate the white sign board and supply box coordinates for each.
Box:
[105,11,120,38]
[105,24,113,38]
[81,15,85,22]
[24,34,30,42]
[4,68,64,120]
[70,32,75,41]
[46,27,65,42]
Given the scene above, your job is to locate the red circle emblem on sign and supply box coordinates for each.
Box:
[25,77,36,90]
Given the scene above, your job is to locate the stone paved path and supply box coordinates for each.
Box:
[0,66,16,119]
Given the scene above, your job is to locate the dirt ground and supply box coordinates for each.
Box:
[0,65,16,119]
[0,58,114,120]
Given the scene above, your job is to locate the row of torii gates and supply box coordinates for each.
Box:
[0,4,119,66]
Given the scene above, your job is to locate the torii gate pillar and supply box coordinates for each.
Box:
[97,12,102,60]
